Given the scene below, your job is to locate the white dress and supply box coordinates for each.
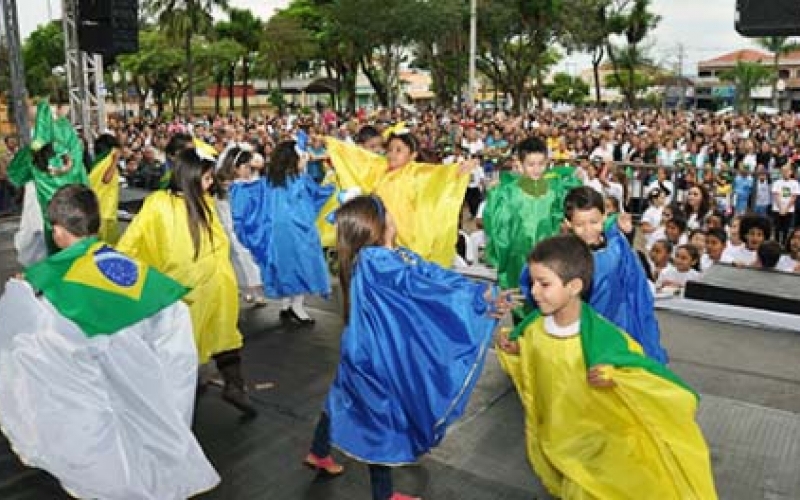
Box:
[216,186,263,289]
[14,182,47,267]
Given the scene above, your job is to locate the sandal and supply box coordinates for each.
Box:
[303,452,344,475]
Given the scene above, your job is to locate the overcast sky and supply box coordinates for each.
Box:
[13,0,761,75]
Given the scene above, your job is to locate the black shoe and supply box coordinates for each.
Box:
[222,384,258,420]
[281,307,316,325]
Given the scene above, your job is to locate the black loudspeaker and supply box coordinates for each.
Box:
[78,0,139,58]
[736,0,800,36]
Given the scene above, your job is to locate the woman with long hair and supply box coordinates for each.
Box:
[118,148,257,418]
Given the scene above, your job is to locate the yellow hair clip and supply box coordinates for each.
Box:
[193,137,218,161]
[382,121,408,140]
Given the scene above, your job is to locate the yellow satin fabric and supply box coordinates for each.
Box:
[323,138,469,267]
[316,170,340,249]
[117,191,243,363]
[88,151,120,244]
[497,319,717,499]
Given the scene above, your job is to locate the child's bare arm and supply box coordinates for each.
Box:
[588,365,616,388]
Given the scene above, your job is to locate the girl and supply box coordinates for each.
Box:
[324,130,472,266]
[702,228,732,270]
[305,195,512,500]
[727,215,744,250]
[117,149,257,418]
[682,184,713,230]
[649,239,674,283]
[231,141,334,324]
[216,145,267,306]
[776,227,800,272]
[728,214,772,266]
[641,188,666,250]
[688,229,707,256]
[87,133,121,244]
[657,243,702,290]
[665,214,689,256]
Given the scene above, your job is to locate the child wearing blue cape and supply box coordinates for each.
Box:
[302,195,514,500]
[230,140,335,324]
[520,186,668,363]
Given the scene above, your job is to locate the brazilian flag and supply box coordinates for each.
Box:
[24,237,188,337]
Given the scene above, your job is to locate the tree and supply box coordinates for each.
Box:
[215,8,262,117]
[546,72,589,105]
[260,12,317,102]
[719,60,773,113]
[756,36,800,109]
[605,0,660,109]
[21,21,65,98]
[118,30,185,116]
[145,0,229,116]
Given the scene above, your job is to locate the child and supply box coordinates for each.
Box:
[0,185,219,499]
[771,164,800,244]
[520,186,668,363]
[324,130,473,266]
[753,166,771,215]
[8,100,88,262]
[665,214,689,255]
[118,149,257,418]
[87,133,121,244]
[733,167,753,215]
[702,228,733,270]
[641,187,666,250]
[656,243,702,290]
[777,227,800,272]
[484,136,581,302]
[688,229,707,256]
[497,234,717,499]
[216,145,267,306]
[756,240,783,270]
[728,214,772,266]
[305,195,513,500]
[727,215,744,250]
[231,141,334,323]
[649,239,674,282]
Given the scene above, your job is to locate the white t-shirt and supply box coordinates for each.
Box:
[585,178,604,194]
[641,206,663,248]
[646,180,675,205]
[755,179,771,207]
[726,245,757,265]
[605,182,625,210]
[656,267,701,288]
[771,178,800,212]
[700,251,733,271]
[775,255,798,273]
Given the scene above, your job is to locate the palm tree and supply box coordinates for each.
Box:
[756,36,800,109]
[146,0,229,116]
[719,60,773,113]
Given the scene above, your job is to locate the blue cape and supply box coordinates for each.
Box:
[520,225,668,364]
[230,175,334,298]
[326,247,498,464]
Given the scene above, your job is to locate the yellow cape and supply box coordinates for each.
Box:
[322,138,469,267]
[497,318,717,499]
[116,191,242,363]
[88,150,120,244]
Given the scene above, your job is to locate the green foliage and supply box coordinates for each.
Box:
[604,69,651,92]
[22,21,65,98]
[546,73,589,105]
[268,89,286,110]
[719,60,774,113]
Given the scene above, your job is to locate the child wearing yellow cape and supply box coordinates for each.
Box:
[497,234,717,499]
[87,133,121,243]
[320,128,472,267]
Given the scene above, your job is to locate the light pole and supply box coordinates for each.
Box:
[467,0,477,110]
[112,69,121,122]
[777,78,787,112]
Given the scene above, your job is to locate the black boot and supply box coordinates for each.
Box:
[214,350,258,419]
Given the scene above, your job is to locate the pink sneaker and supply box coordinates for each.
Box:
[389,493,421,500]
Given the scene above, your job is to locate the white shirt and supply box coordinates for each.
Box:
[641,206,663,248]
[726,245,757,265]
[776,255,798,273]
[755,179,771,207]
[771,178,800,212]
[585,178,604,194]
[543,315,580,338]
[656,267,701,288]
[646,180,675,205]
[605,181,625,210]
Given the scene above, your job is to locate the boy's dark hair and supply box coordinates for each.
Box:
[758,240,782,269]
[515,136,548,161]
[677,243,701,271]
[706,227,727,245]
[564,186,605,221]
[355,125,381,145]
[739,214,772,243]
[528,234,594,296]
[94,133,120,159]
[667,214,688,234]
[165,132,193,158]
[47,184,100,237]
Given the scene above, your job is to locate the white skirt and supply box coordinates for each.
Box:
[216,197,263,289]
[14,182,47,267]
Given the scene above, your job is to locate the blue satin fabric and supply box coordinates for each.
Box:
[520,225,668,364]
[325,247,498,465]
[230,175,334,298]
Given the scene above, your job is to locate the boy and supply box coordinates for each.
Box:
[520,186,668,363]
[0,185,219,500]
[483,136,580,305]
[497,234,717,499]
[771,164,800,244]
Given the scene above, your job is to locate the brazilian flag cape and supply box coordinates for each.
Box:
[24,237,188,336]
[510,303,692,396]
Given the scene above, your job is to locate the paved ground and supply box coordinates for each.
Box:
[1,214,800,499]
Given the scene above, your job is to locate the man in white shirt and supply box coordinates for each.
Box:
[771,165,800,244]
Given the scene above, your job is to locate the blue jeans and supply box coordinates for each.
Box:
[310,412,394,500]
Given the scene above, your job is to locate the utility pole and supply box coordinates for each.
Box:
[1,0,31,144]
[677,43,686,110]
[467,0,477,110]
